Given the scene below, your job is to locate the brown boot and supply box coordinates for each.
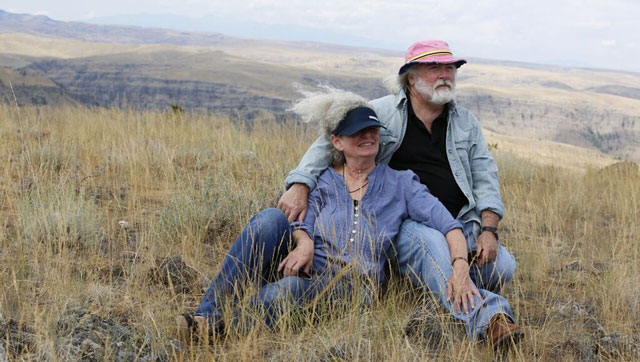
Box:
[176,313,200,340]
[487,313,523,351]
[176,314,222,342]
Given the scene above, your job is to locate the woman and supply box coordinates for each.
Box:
[177,87,480,337]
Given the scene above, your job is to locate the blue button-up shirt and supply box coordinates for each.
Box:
[295,164,462,284]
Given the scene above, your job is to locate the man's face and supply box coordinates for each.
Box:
[410,63,457,105]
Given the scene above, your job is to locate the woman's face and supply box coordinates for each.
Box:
[331,126,380,162]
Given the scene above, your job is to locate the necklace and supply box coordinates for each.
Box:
[342,165,369,194]
[348,180,369,194]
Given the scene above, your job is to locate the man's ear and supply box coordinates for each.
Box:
[330,134,344,152]
[407,72,417,87]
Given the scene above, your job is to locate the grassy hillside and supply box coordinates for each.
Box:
[0,66,77,106]
[0,33,139,59]
[483,130,614,172]
[456,64,640,161]
[1,104,638,361]
[12,48,388,121]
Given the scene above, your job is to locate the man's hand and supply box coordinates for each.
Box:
[475,231,498,267]
[277,237,314,277]
[277,183,310,222]
[477,210,500,268]
[446,260,482,314]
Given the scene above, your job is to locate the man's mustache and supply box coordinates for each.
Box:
[433,79,454,89]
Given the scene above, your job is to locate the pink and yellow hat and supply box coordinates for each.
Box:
[399,40,466,74]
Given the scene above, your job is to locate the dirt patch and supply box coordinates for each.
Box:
[150,255,199,294]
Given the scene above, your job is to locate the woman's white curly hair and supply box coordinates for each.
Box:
[289,85,371,165]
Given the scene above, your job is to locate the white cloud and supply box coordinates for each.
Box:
[601,40,617,47]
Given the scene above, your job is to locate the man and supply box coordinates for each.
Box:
[278,40,521,349]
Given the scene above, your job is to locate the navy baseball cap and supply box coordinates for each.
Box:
[331,106,386,136]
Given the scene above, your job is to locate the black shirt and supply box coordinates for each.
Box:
[389,100,467,218]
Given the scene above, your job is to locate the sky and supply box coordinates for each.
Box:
[2,0,640,73]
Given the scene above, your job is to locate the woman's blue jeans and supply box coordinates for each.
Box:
[195,208,319,327]
[391,220,516,341]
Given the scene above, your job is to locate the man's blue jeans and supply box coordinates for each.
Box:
[392,220,516,340]
[195,208,320,327]
[461,221,516,293]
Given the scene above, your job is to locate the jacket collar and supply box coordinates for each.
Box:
[395,89,408,108]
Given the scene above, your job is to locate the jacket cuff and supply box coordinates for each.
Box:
[285,171,317,190]
[475,199,505,219]
[290,221,311,234]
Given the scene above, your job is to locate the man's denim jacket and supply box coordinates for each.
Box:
[284,90,504,225]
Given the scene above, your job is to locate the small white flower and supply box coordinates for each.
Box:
[118,220,129,229]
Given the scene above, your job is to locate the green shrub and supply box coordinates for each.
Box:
[155,172,263,248]
[17,186,104,251]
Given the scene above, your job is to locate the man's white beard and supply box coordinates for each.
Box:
[415,78,456,105]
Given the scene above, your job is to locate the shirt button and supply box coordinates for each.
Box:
[352,230,356,233]
[355,207,358,211]
[455,172,460,176]
[350,238,354,242]
[355,214,359,218]
[354,221,358,225]
[448,149,453,154]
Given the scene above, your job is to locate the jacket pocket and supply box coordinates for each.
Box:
[455,140,472,177]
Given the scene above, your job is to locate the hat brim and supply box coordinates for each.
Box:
[398,58,466,75]
[334,121,386,136]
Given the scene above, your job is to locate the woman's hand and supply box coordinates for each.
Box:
[446,260,483,314]
[278,233,314,277]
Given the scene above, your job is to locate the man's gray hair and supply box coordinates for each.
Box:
[383,64,457,95]
[383,67,417,95]
[289,86,371,165]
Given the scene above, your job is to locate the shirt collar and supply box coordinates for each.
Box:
[406,97,449,128]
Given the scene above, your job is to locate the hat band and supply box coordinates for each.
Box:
[406,49,453,63]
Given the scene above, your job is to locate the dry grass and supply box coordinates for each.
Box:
[0,104,639,361]
[484,130,616,172]
[0,33,139,60]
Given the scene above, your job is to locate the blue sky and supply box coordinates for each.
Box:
[2,0,639,73]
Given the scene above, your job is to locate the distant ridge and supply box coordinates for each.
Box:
[0,9,232,46]
[0,10,391,118]
[0,9,398,57]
